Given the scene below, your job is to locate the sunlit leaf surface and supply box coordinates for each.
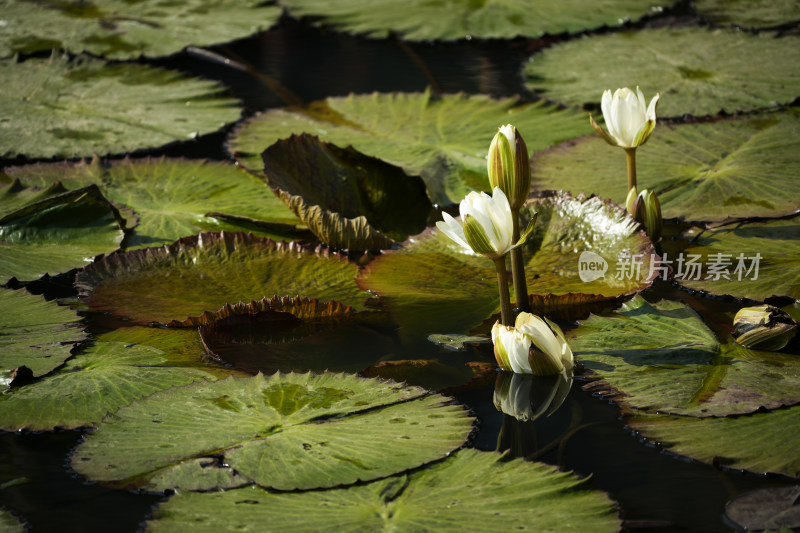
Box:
[146,449,621,532]
[531,112,800,221]
[694,0,800,29]
[228,91,589,206]
[0,55,241,159]
[571,296,800,416]
[524,28,800,117]
[0,0,281,59]
[72,372,474,491]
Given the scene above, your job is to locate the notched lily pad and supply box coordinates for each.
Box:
[75,232,371,325]
[262,134,432,251]
[228,90,589,206]
[0,288,86,384]
[145,449,621,532]
[524,28,800,117]
[572,295,800,417]
[71,372,474,492]
[724,486,800,532]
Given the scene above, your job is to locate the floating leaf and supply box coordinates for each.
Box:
[532,112,800,221]
[427,333,491,352]
[571,296,800,417]
[0,288,85,385]
[358,192,655,346]
[664,217,800,300]
[0,0,280,59]
[695,0,800,29]
[724,486,800,532]
[1,184,126,282]
[628,406,800,478]
[0,55,240,159]
[262,135,432,251]
[72,372,473,491]
[0,342,215,431]
[0,179,68,217]
[228,91,589,206]
[6,158,303,250]
[75,232,370,325]
[0,509,25,533]
[146,449,620,532]
[277,0,671,41]
[524,28,800,117]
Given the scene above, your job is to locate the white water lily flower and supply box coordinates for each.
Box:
[491,321,532,374]
[591,86,659,149]
[436,187,517,260]
[491,312,574,375]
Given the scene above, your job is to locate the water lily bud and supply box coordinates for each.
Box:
[626,185,638,216]
[491,321,532,374]
[733,305,798,351]
[487,124,531,210]
[590,86,659,149]
[629,188,662,242]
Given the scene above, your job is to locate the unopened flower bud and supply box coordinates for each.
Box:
[628,188,662,243]
[487,124,531,210]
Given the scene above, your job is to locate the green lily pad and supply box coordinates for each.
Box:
[71,372,474,491]
[278,0,671,41]
[358,192,656,346]
[663,217,800,300]
[75,232,371,325]
[0,54,240,159]
[0,509,25,533]
[0,184,126,282]
[262,134,432,251]
[628,406,800,478]
[571,296,800,417]
[227,90,590,206]
[0,0,280,59]
[6,157,304,250]
[531,112,800,221]
[0,288,85,385]
[145,448,620,532]
[0,179,69,217]
[724,486,800,532]
[0,342,215,431]
[695,0,800,29]
[523,28,800,117]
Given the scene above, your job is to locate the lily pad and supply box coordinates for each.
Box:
[571,296,800,417]
[71,372,474,491]
[358,192,655,345]
[5,157,304,250]
[0,54,241,159]
[1,183,127,282]
[0,179,68,217]
[628,406,800,478]
[695,0,800,29]
[0,342,215,431]
[278,0,670,41]
[724,486,800,531]
[664,217,800,300]
[531,112,800,221]
[261,135,432,251]
[0,0,280,59]
[146,449,621,532]
[0,509,25,533]
[427,333,491,352]
[0,288,85,385]
[75,232,370,325]
[227,90,590,206]
[523,28,800,117]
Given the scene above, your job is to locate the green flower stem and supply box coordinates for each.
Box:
[625,148,637,192]
[510,208,529,312]
[493,256,513,327]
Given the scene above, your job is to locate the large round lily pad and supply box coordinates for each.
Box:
[358,192,656,345]
[532,112,800,221]
[227,91,590,206]
[571,296,800,417]
[261,135,432,251]
[0,342,215,431]
[695,0,800,29]
[277,0,671,41]
[523,28,800,117]
[0,288,85,384]
[0,0,280,60]
[0,184,127,282]
[664,217,800,300]
[5,157,304,250]
[146,448,620,532]
[0,54,241,159]
[71,372,474,491]
[75,232,371,325]
[628,406,800,478]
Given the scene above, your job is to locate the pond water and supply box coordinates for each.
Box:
[1,8,799,533]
